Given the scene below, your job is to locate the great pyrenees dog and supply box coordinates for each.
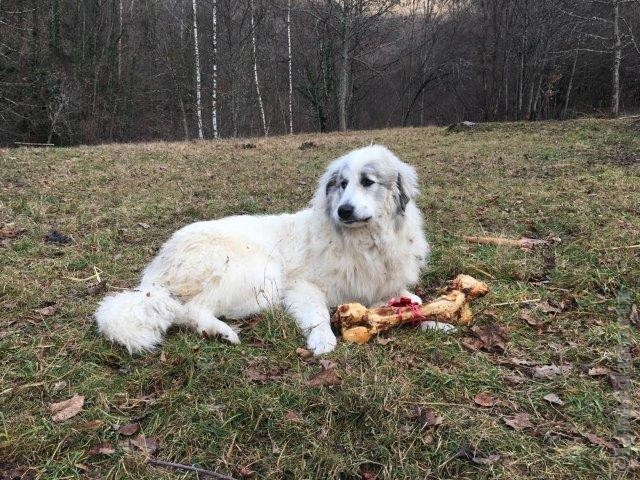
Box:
[95,145,439,356]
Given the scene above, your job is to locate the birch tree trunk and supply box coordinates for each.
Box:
[192,0,204,139]
[562,47,579,119]
[211,0,219,138]
[250,0,268,136]
[611,0,621,118]
[287,0,293,134]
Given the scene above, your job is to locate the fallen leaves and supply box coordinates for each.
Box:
[50,395,84,422]
[81,419,104,431]
[376,336,395,346]
[582,432,616,451]
[127,435,159,455]
[468,324,509,352]
[86,280,107,296]
[34,304,57,317]
[587,366,627,390]
[533,364,572,379]
[410,405,443,429]
[0,223,26,245]
[284,411,302,422]
[471,454,501,465]
[88,442,115,455]
[295,347,312,360]
[502,374,525,386]
[118,422,141,436]
[473,392,497,407]
[503,413,533,430]
[542,393,564,405]
[587,366,612,376]
[307,367,342,387]
[630,304,639,330]
[244,357,287,383]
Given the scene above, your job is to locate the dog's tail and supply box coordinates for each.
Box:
[94,284,182,354]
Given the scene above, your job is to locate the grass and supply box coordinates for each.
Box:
[1,119,639,479]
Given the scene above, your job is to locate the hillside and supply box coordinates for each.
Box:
[1,119,639,479]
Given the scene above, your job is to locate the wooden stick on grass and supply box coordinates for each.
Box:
[464,235,551,249]
[148,459,238,480]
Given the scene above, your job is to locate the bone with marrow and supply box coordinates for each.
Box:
[332,274,489,344]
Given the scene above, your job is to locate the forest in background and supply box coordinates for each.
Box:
[1,0,639,146]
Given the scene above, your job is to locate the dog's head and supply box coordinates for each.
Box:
[314,145,419,228]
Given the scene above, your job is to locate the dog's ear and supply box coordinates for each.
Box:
[325,170,339,195]
[395,162,418,213]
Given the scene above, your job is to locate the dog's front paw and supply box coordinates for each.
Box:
[420,321,457,333]
[403,292,423,304]
[306,328,337,356]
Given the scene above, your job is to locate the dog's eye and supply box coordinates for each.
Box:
[340,180,348,189]
[361,178,375,187]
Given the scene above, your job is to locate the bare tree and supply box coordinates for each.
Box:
[212,0,219,138]
[250,0,268,136]
[611,0,622,117]
[192,0,204,139]
[287,0,293,134]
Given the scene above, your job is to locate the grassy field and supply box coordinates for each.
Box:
[1,119,639,479]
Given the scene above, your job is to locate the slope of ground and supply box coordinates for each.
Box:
[1,119,639,479]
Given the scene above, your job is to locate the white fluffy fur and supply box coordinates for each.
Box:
[95,145,432,355]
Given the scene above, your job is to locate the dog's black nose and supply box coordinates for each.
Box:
[337,204,355,220]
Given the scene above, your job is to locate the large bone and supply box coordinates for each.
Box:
[332,274,489,344]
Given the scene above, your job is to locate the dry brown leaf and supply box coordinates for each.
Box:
[284,410,302,422]
[0,223,26,240]
[587,366,612,376]
[583,432,616,451]
[628,459,640,471]
[559,293,578,311]
[128,435,159,455]
[86,280,107,296]
[503,374,525,386]
[472,454,501,465]
[518,309,541,327]
[307,368,342,387]
[52,381,66,393]
[118,422,141,436]
[318,359,337,370]
[34,305,57,316]
[137,222,151,229]
[538,300,562,314]
[460,337,484,351]
[88,442,115,455]
[244,364,285,383]
[630,304,639,329]
[543,393,564,405]
[474,393,497,407]
[609,372,628,391]
[81,419,104,431]
[411,405,443,429]
[376,336,395,346]
[295,347,312,360]
[236,466,256,478]
[506,357,538,367]
[533,364,572,379]
[50,395,84,422]
[503,413,533,430]
[470,324,509,352]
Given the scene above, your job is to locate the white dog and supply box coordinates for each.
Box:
[95,145,435,355]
